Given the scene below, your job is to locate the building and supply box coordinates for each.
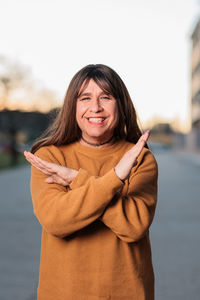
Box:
[188,19,200,151]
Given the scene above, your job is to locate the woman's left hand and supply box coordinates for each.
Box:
[114,130,150,181]
[24,151,78,186]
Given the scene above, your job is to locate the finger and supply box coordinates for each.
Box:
[51,174,66,185]
[24,151,55,174]
[24,154,45,170]
[138,130,150,144]
[141,129,150,142]
[24,153,52,175]
[132,141,145,158]
[130,130,150,157]
[33,166,52,175]
[45,175,67,186]
[45,177,54,183]
[25,151,52,169]
[138,130,150,146]
[32,155,59,173]
[29,160,52,175]
[24,154,40,168]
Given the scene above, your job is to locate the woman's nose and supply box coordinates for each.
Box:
[89,98,103,112]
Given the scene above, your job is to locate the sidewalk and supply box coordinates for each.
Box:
[0,165,41,300]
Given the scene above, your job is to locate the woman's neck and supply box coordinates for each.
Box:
[80,135,115,148]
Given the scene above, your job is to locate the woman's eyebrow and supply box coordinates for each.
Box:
[79,92,91,97]
[79,91,111,97]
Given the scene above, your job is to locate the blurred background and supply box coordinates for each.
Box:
[0,0,200,299]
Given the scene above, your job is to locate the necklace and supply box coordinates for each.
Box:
[81,135,114,147]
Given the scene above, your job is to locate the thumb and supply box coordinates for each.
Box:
[45,177,54,184]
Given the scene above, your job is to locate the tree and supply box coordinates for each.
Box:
[0,56,30,110]
[0,56,59,166]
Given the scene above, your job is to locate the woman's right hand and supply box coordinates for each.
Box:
[114,130,150,181]
[24,151,78,186]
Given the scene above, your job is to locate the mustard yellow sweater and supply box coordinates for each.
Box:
[30,140,158,300]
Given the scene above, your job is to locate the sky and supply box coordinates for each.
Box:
[0,0,200,132]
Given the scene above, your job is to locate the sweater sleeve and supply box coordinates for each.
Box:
[30,146,124,238]
[99,150,158,243]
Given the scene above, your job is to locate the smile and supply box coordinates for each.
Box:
[87,117,106,124]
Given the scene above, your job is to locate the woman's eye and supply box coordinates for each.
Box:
[81,97,90,101]
[101,96,110,100]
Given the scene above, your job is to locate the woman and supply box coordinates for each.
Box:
[24,64,158,300]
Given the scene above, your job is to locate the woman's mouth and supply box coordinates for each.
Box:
[87,117,106,124]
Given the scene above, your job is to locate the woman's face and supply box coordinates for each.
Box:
[76,79,119,144]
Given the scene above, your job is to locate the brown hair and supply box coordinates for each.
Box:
[31,64,147,153]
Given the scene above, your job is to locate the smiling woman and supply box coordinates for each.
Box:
[76,79,119,146]
[24,64,158,300]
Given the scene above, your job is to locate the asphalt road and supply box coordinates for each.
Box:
[151,150,200,300]
[0,150,199,300]
[0,165,40,300]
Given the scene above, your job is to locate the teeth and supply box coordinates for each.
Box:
[88,118,105,123]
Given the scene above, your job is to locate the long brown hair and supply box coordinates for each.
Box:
[31,64,147,153]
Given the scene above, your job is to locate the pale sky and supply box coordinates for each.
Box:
[0,0,200,132]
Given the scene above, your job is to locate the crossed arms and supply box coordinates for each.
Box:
[25,132,158,243]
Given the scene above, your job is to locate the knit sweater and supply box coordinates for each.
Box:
[30,140,158,300]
